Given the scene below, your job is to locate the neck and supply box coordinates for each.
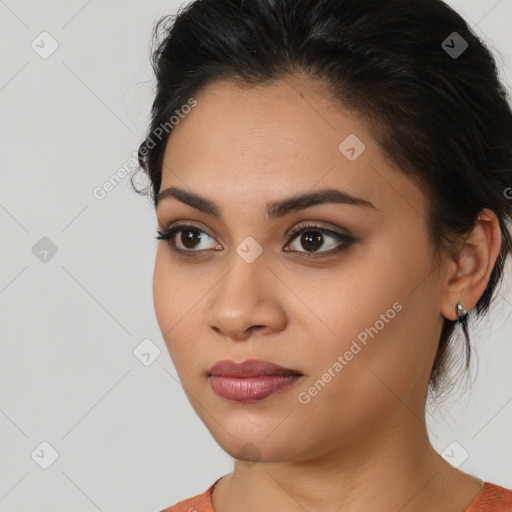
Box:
[213,411,482,512]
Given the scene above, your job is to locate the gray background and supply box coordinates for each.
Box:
[0,1,511,511]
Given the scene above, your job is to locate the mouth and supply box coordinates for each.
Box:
[208,358,303,377]
[208,359,304,403]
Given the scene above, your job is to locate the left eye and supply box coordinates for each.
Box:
[285,225,354,255]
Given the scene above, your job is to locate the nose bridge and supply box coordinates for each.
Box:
[207,247,283,339]
[220,232,268,296]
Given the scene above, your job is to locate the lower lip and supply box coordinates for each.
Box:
[209,375,302,402]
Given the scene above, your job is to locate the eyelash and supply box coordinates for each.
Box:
[155,221,355,259]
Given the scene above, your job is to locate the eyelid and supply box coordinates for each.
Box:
[285,220,351,238]
[159,220,223,242]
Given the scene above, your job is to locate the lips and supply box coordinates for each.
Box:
[208,359,304,403]
[208,359,302,378]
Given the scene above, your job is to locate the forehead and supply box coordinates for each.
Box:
[160,77,427,220]
[166,76,361,162]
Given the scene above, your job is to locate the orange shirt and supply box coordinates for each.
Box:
[159,479,512,512]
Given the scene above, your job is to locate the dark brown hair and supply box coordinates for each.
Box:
[132,0,512,399]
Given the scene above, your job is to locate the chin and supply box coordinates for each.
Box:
[209,427,297,464]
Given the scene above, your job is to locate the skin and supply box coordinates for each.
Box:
[153,75,502,512]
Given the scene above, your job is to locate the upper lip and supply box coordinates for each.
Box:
[208,359,303,377]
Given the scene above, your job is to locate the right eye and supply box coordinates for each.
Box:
[155,224,222,255]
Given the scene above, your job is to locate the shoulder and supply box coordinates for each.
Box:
[465,482,512,512]
[159,481,216,512]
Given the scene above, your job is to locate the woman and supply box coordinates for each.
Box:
[133,0,512,510]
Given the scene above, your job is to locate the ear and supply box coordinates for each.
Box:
[440,208,502,321]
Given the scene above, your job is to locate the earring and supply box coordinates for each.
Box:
[456,302,468,322]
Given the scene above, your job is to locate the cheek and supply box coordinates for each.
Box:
[152,252,190,356]
[152,252,173,333]
[152,251,206,372]
[293,242,426,381]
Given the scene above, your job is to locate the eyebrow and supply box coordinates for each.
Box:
[156,186,377,219]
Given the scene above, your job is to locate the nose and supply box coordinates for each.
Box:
[206,253,287,342]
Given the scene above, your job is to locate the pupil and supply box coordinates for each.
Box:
[301,231,323,251]
[182,229,201,249]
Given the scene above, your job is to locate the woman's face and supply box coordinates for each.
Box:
[153,76,448,463]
